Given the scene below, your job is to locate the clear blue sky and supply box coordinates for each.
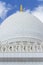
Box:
[0,0,43,24]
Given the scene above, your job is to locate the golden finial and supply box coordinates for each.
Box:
[20,5,23,12]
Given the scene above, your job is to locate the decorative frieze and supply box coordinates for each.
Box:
[0,39,43,53]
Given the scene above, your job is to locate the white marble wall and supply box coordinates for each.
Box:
[0,62,43,65]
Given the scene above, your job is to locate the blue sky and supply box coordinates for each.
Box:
[0,0,43,24]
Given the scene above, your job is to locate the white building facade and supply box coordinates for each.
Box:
[0,12,43,64]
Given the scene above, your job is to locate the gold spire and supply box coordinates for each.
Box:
[20,5,23,12]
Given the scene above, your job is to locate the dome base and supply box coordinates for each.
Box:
[0,37,42,53]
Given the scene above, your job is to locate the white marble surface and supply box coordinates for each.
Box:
[0,53,43,58]
[0,62,43,65]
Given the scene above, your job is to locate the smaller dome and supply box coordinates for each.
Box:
[0,12,43,41]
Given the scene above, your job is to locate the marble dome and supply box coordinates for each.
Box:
[0,12,43,42]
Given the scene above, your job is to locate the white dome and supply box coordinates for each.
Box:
[0,12,43,41]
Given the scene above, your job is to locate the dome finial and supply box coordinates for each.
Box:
[20,4,23,12]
